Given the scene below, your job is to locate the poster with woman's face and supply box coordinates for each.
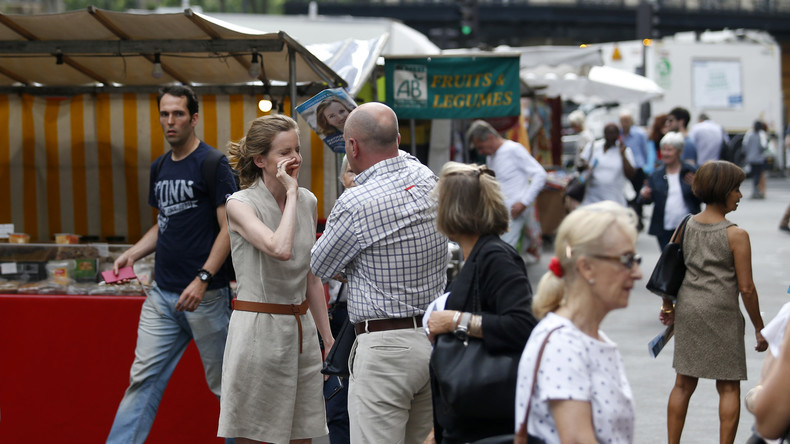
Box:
[296,88,357,154]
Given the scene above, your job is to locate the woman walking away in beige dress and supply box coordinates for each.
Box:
[218,115,334,443]
[659,160,768,444]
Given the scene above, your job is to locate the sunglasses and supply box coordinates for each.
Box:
[591,252,642,269]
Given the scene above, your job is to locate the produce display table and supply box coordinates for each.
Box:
[0,293,224,443]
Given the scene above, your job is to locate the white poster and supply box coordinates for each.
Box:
[692,59,742,109]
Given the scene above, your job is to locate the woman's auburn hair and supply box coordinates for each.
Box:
[692,160,745,205]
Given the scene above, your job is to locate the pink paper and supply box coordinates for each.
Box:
[102,266,136,284]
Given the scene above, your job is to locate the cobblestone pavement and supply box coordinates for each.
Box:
[316,175,790,444]
[525,175,790,444]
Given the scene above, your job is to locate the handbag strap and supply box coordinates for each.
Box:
[515,325,565,440]
[670,214,692,247]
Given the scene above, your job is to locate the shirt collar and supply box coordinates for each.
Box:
[353,154,408,186]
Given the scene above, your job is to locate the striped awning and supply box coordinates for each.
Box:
[0,93,335,243]
[0,9,352,242]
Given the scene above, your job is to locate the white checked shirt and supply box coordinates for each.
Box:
[311,154,448,324]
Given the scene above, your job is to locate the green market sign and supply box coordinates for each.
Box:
[384,55,520,119]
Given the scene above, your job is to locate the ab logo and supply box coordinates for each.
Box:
[393,64,428,108]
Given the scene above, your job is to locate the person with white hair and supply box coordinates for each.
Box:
[639,131,701,249]
[620,109,649,230]
[568,110,594,167]
[466,120,547,253]
[619,109,648,173]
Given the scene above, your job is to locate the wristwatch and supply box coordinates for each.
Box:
[197,268,213,284]
[454,312,472,344]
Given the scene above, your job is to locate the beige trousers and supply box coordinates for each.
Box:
[347,326,433,444]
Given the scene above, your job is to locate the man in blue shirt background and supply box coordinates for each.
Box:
[620,109,648,231]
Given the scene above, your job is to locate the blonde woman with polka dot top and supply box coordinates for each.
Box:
[515,201,643,443]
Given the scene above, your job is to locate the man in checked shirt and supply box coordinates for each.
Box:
[311,102,448,444]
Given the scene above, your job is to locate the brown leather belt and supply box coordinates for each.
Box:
[233,299,310,353]
[354,315,423,335]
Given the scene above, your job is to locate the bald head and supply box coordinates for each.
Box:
[345,102,399,153]
[343,102,401,173]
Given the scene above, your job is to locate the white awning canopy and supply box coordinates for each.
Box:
[444,45,664,104]
[0,8,347,96]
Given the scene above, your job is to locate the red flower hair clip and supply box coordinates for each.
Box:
[548,256,564,278]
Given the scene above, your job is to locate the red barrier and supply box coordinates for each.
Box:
[0,294,223,443]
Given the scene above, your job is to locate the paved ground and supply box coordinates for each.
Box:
[523,175,790,444]
[317,175,790,444]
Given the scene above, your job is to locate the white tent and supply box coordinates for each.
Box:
[206,13,439,97]
[444,45,664,104]
[543,65,664,104]
[206,13,440,57]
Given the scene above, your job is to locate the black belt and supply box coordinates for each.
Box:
[354,315,423,335]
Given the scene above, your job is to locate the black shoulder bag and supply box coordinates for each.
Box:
[321,283,356,377]
[471,326,564,444]
[430,266,521,420]
[646,214,692,301]
[321,320,355,377]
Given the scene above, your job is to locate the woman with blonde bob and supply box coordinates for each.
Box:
[425,162,537,443]
[515,201,642,443]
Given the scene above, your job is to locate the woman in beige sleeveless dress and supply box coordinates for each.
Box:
[658,161,768,444]
[218,115,334,444]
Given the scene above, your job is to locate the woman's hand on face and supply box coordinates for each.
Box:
[755,330,769,352]
[426,310,459,343]
[275,157,299,192]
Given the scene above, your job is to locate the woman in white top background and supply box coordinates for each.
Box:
[579,123,636,207]
[639,131,701,249]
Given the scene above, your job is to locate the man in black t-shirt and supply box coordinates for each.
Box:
[107,85,237,444]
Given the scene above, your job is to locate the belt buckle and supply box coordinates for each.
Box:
[364,319,370,334]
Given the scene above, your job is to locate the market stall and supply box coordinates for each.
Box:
[0,7,349,243]
[0,8,354,442]
[0,292,223,443]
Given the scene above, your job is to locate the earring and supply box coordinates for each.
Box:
[588,278,595,285]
